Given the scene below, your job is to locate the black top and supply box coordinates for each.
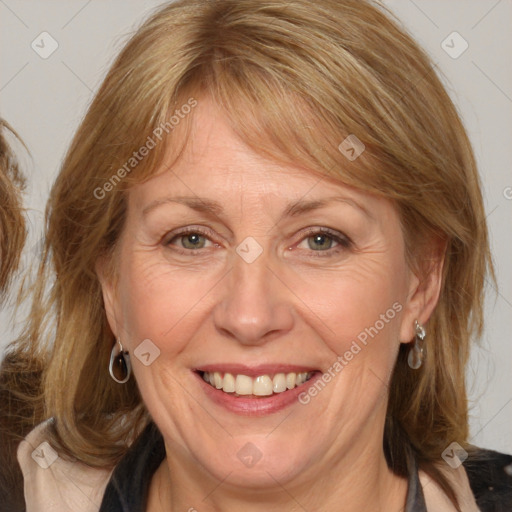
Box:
[99,422,512,512]
[100,423,165,511]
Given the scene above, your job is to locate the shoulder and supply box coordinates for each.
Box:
[17,420,113,512]
[417,446,512,512]
[463,446,512,511]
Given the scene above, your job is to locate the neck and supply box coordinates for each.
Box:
[147,439,408,512]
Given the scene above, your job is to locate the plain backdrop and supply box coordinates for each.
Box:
[1,0,511,454]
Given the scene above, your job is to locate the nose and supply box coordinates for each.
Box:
[212,249,294,346]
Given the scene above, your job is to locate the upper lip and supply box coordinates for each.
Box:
[194,364,320,377]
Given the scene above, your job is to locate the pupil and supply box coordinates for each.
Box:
[184,233,204,249]
[309,234,331,250]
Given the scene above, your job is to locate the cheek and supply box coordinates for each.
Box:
[117,253,218,352]
[291,253,407,367]
[291,259,407,422]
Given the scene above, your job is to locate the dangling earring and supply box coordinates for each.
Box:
[109,338,132,384]
[407,320,426,369]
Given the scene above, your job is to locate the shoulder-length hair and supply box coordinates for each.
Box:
[12,1,492,509]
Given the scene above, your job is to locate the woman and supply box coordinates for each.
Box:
[8,0,512,510]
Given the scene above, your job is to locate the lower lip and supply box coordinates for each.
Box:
[194,371,323,416]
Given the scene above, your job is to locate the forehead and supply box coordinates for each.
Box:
[131,97,378,210]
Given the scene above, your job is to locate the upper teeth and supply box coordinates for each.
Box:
[202,371,312,396]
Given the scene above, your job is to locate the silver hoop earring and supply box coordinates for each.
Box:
[109,338,132,384]
[407,320,426,370]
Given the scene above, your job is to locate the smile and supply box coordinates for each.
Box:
[194,365,323,415]
[200,371,314,396]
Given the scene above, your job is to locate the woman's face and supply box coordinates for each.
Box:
[101,97,434,489]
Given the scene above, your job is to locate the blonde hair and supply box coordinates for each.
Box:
[13,0,492,508]
[0,120,26,299]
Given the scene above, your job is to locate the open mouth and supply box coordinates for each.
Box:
[197,370,317,398]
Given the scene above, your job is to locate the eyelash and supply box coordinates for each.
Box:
[164,226,353,258]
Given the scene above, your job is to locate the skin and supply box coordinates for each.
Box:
[98,96,444,511]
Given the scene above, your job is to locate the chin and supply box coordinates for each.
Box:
[199,437,314,489]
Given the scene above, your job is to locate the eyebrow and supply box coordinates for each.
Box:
[142,195,373,220]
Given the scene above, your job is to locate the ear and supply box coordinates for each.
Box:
[399,237,447,343]
[95,254,120,339]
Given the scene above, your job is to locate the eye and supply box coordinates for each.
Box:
[164,227,217,253]
[295,227,352,256]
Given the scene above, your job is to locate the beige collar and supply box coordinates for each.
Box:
[419,465,481,511]
[17,420,112,512]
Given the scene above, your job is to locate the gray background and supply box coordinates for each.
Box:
[1,1,511,454]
